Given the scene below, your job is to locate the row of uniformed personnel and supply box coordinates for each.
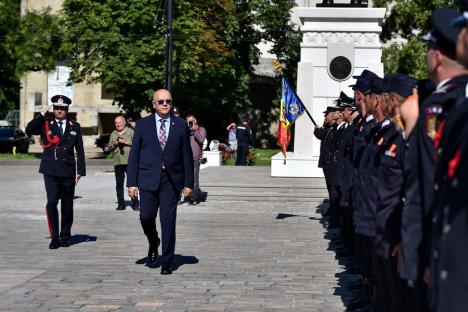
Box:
[314,5,468,312]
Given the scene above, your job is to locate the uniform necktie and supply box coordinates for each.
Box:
[159,119,167,150]
[58,121,64,137]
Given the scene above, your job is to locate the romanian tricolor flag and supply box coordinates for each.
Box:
[277,78,305,163]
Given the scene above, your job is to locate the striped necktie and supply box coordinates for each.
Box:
[159,119,167,150]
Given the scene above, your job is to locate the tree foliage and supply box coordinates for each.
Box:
[374,0,459,77]
[0,0,65,118]
[61,0,299,115]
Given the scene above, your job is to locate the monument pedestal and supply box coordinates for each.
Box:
[271,7,385,178]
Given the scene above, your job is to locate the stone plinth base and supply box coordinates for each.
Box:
[201,151,222,169]
[271,152,324,178]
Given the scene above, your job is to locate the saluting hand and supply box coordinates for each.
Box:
[41,104,53,116]
[128,186,139,199]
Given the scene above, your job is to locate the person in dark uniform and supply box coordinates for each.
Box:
[346,69,380,310]
[398,8,468,312]
[372,74,418,312]
[427,6,468,312]
[235,117,253,166]
[26,95,86,249]
[314,107,337,213]
[335,94,360,260]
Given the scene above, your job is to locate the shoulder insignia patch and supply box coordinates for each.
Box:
[384,143,397,157]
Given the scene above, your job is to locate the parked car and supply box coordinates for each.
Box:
[95,133,111,154]
[0,120,30,153]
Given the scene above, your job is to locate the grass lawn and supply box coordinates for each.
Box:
[0,153,37,159]
[223,148,278,167]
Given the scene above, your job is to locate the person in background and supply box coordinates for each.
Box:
[235,117,253,166]
[226,122,237,157]
[173,106,181,118]
[186,114,207,205]
[107,115,139,211]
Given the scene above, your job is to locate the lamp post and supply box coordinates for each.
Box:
[165,0,173,92]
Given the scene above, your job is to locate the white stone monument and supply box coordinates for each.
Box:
[271,6,386,177]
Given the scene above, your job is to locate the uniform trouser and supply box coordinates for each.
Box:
[44,174,75,240]
[342,205,355,251]
[235,143,249,166]
[190,159,201,201]
[376,255,405,312]
[403,280,429,312]
[139,171,178,265]
[355,233,375,298]
[114,164,138,206]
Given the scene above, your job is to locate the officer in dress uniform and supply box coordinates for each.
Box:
[345,70,380,310]
[427,6,468,312]
[337,95,360,262]
[372,74,418,312]
[26,95,86,249]
[399,8,468,312]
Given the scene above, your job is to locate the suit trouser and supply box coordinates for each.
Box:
[44,174,75,240]
[139,171,178,265]
[114,164,138,206]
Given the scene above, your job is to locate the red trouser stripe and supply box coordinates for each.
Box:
[45,204,53,238]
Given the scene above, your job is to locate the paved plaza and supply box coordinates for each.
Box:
[0,160,355,311]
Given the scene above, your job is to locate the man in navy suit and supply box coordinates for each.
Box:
[127,89,194,275]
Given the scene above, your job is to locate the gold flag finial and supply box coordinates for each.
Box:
[272,59,283,76]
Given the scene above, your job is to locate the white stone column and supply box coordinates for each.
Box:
[271,7,385,177]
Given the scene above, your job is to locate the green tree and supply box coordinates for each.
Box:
[0,0,20,119]
[61,0,262,115]
[253,0,301,82]
[0,0,66,119]
[374,0,459,78]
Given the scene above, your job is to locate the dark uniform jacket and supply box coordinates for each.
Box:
[322,124,337,168]
[353,115,378,237]
[329,122,348,186]
[26,114,86,178]
[340,115,361,206]
[314,125,331,168]
[429,93,468,312]
[372,121,405,258]
[236,124,253,146]
[401,75,468,281]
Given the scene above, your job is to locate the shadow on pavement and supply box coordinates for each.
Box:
[316,202,361,308]
[69,234,97,246]
[135,254,199,271]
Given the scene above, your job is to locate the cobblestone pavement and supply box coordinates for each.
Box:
[0,163,352,311]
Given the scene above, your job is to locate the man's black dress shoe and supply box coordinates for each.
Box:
[161,264,172,275]
[147,241,160,267]
[49,240,60,249]
[116,205,126,210]
[61,238,70,247]
[131,204,140,211]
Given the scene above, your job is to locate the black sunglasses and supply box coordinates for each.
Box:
[153,99,172,105]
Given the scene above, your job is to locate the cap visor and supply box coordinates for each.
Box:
[418,33,435,42]
[451,15,468,27]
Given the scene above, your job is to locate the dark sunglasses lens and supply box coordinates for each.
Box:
[157,99,172,105]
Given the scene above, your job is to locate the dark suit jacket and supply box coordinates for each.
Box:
[26,114,86,178]
[127,114,194,192]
